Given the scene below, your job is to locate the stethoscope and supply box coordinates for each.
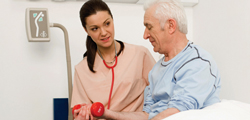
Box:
[97,41,117,109]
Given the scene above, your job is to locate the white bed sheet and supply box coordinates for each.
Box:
[163,99,250,120]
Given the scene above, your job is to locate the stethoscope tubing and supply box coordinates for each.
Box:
[102,56,117,109]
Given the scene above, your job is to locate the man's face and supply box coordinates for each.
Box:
[143,7,168,54]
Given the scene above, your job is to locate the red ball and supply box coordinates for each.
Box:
[91,102,105,117]
[72,104,82,115]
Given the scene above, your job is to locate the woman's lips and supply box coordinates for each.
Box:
[101,37,110,42]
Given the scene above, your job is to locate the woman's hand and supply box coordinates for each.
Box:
[74,103,95,120]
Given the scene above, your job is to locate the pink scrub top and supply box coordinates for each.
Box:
[71,43,156,112]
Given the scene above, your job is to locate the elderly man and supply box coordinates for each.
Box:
[77,0,221,120]
[141,0,221,119]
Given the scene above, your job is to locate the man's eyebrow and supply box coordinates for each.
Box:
[144,23,152,28]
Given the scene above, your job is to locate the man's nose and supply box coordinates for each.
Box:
[143,28,150,40]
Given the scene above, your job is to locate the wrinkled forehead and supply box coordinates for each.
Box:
[144,4,158,20]
[144,6,158,25]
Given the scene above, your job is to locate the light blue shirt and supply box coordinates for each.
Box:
[143,42,221,119]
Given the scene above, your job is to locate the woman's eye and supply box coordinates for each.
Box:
[106,22,110,26]
[91,28,97,31]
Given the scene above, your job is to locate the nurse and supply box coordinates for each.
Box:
[71,0,156,119]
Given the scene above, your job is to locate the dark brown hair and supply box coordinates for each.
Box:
[80,0,124,72]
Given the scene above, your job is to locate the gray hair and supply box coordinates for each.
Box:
[144,0,188,34]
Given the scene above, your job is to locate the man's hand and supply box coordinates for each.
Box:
[151,108,180,120]
[99,109,149,120]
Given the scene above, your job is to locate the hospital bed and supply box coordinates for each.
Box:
[144,86,250,120]
[164,99,250,120]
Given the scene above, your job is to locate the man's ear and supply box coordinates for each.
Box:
[167,19,176,34]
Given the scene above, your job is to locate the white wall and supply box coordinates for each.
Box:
[193,0,250,103]
[0,0,193,120]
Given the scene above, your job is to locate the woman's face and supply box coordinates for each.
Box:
[85,11,115,49]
